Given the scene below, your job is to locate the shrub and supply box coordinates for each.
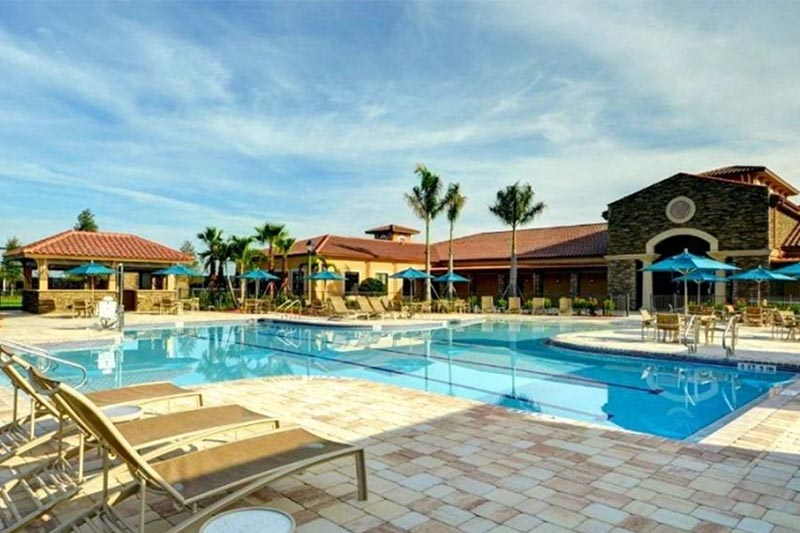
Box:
[496,297,507,310]
[467,295,478,311]
[602,299,616,312]
[358,277,386,294]
[543,297,553,309]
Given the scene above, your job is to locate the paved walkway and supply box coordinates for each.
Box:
[15,376,800,533]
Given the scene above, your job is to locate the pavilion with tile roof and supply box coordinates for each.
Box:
[5,229,192,313]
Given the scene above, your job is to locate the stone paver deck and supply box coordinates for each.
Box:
[14,376,800,533]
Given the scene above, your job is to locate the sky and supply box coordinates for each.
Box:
[2,1,800,251]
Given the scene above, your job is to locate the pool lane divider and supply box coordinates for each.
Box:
[254,328,663,396]
[189,332,612,422]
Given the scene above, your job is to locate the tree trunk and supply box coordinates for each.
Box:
[510,224,518,297]
[448,222,454,298]
[239,263,245,307]
[425,218,431,302]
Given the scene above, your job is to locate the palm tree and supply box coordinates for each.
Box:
[444,183,467,298]
[227,235,255,306]
[253,223,286,273]
[405,164,447,301]
[488,182,546,298]
[275,235,297,275]
[196,227,224,284]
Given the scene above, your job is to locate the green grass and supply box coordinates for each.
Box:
[0,295,22,308]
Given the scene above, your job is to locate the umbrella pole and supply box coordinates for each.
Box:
[684,277,688,315]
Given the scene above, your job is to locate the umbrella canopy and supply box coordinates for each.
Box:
[309,271,345,281]
[728,266,794,306]
[433,272,470,283]
[673,271,727,283]
[642,250,739,314]
[240,269,280,281]
[390,267,432,280]
[64,262,116,276]
[773,262,800,277]
[153,264,204,277]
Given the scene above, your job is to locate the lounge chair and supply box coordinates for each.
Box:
[369,296,398,319]
[529,297,546,315]
[0,360,280,532]
[481,296,495,313]
[507,297,522,314]
[0,348,203,465]
[655,313,681,342]
[558,297,572,316]
[639,309,655,340]
[328,296,369,320]
[356,296,382,318]
[48,380,367,533]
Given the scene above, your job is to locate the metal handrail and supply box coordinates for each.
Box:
[0,338,89,389]
[682,315,699,353]
[275,299,302,316]
[722,316,737,358]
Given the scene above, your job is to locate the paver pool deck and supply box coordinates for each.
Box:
[1,310,799,532]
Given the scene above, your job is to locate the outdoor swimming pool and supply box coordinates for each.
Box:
[45,320,795,440]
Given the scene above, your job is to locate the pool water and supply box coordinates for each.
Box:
[46,320,795,440]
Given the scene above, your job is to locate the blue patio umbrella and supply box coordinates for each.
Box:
[240,269,280,299]
[390,268,432,300]
[642,249,739,314]
[153,264,204,277]
[674,271,728,304]
[433,272,470,283]
[774,262,800,277]
[64,261,116,298]
[728,266,795,306]
[309,270,344,300]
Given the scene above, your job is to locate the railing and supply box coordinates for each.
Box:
[722,316,737,358]
[275,299,302,317]
[682,315,699,353]
[0,338,89,388]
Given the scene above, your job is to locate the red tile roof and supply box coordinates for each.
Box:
[289,234,427,263]
[431,223,608,263]
[6,230,192,263]
[364,224,419,235]
[699,165,798,196]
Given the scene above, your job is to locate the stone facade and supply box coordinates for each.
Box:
[607,174,769,255]
[22,289,179,314]
[607,259,636,301]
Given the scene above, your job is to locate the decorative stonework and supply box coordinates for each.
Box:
[666,196,695,224]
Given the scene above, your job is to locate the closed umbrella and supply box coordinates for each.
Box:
[642,249,739,314]
[64,261,115,299]
[309,270,344,300]
[240,269,280,299]
[728,266,794,307]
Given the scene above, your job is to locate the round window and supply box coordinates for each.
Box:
[666,196,696,224]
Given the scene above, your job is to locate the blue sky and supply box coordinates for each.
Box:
[2,1,800,250]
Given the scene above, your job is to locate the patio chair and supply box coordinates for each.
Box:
[772,311,797,340]
[744,306,764,327]
[655,313,681,342]
[639,309,655,340]
[356,296,382,318]
[49,380,367,533]
[369,296,398,319]
[0,367,280,532]
[507,297,522,314]
[329,296,369,320]
[481,296,495,313]
[558,297,572,316]
[158,298,180,315]
[529,297,546,315]
[0,348,204,465]
[72,299,93,318]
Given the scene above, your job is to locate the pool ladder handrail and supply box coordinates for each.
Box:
[275,299,302,318]
[722,316,737,358]
[0,338,89,389]
[682,315,700,354]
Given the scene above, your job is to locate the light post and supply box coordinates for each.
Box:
[306,240,313,302]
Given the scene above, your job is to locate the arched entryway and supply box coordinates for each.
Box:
[643,228,721,310]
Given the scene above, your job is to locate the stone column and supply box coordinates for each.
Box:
[108,263,117,292]
[708,252,728,305]
[569,272,579,298]
[37,259,49,291]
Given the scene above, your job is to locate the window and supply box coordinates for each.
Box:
[344,272,360,294]
[376,272,389,292]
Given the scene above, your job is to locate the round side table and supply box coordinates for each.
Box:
[200,507,295,533]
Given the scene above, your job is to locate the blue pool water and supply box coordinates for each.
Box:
[45,320,795,440]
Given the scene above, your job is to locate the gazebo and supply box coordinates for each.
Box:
[4,230,193,314]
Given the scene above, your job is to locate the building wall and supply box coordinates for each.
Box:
[771,207,798,250]
[608,174,770,256]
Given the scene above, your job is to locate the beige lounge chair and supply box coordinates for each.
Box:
[529,297,546,315]
[356,295,382,318]
[507,297,522,314]
[369,296,397,319]
[328,296,369,319]
[481,296,495,313]
[0,360,280,532]
[49,380,367,533]
[558,297,572,316]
